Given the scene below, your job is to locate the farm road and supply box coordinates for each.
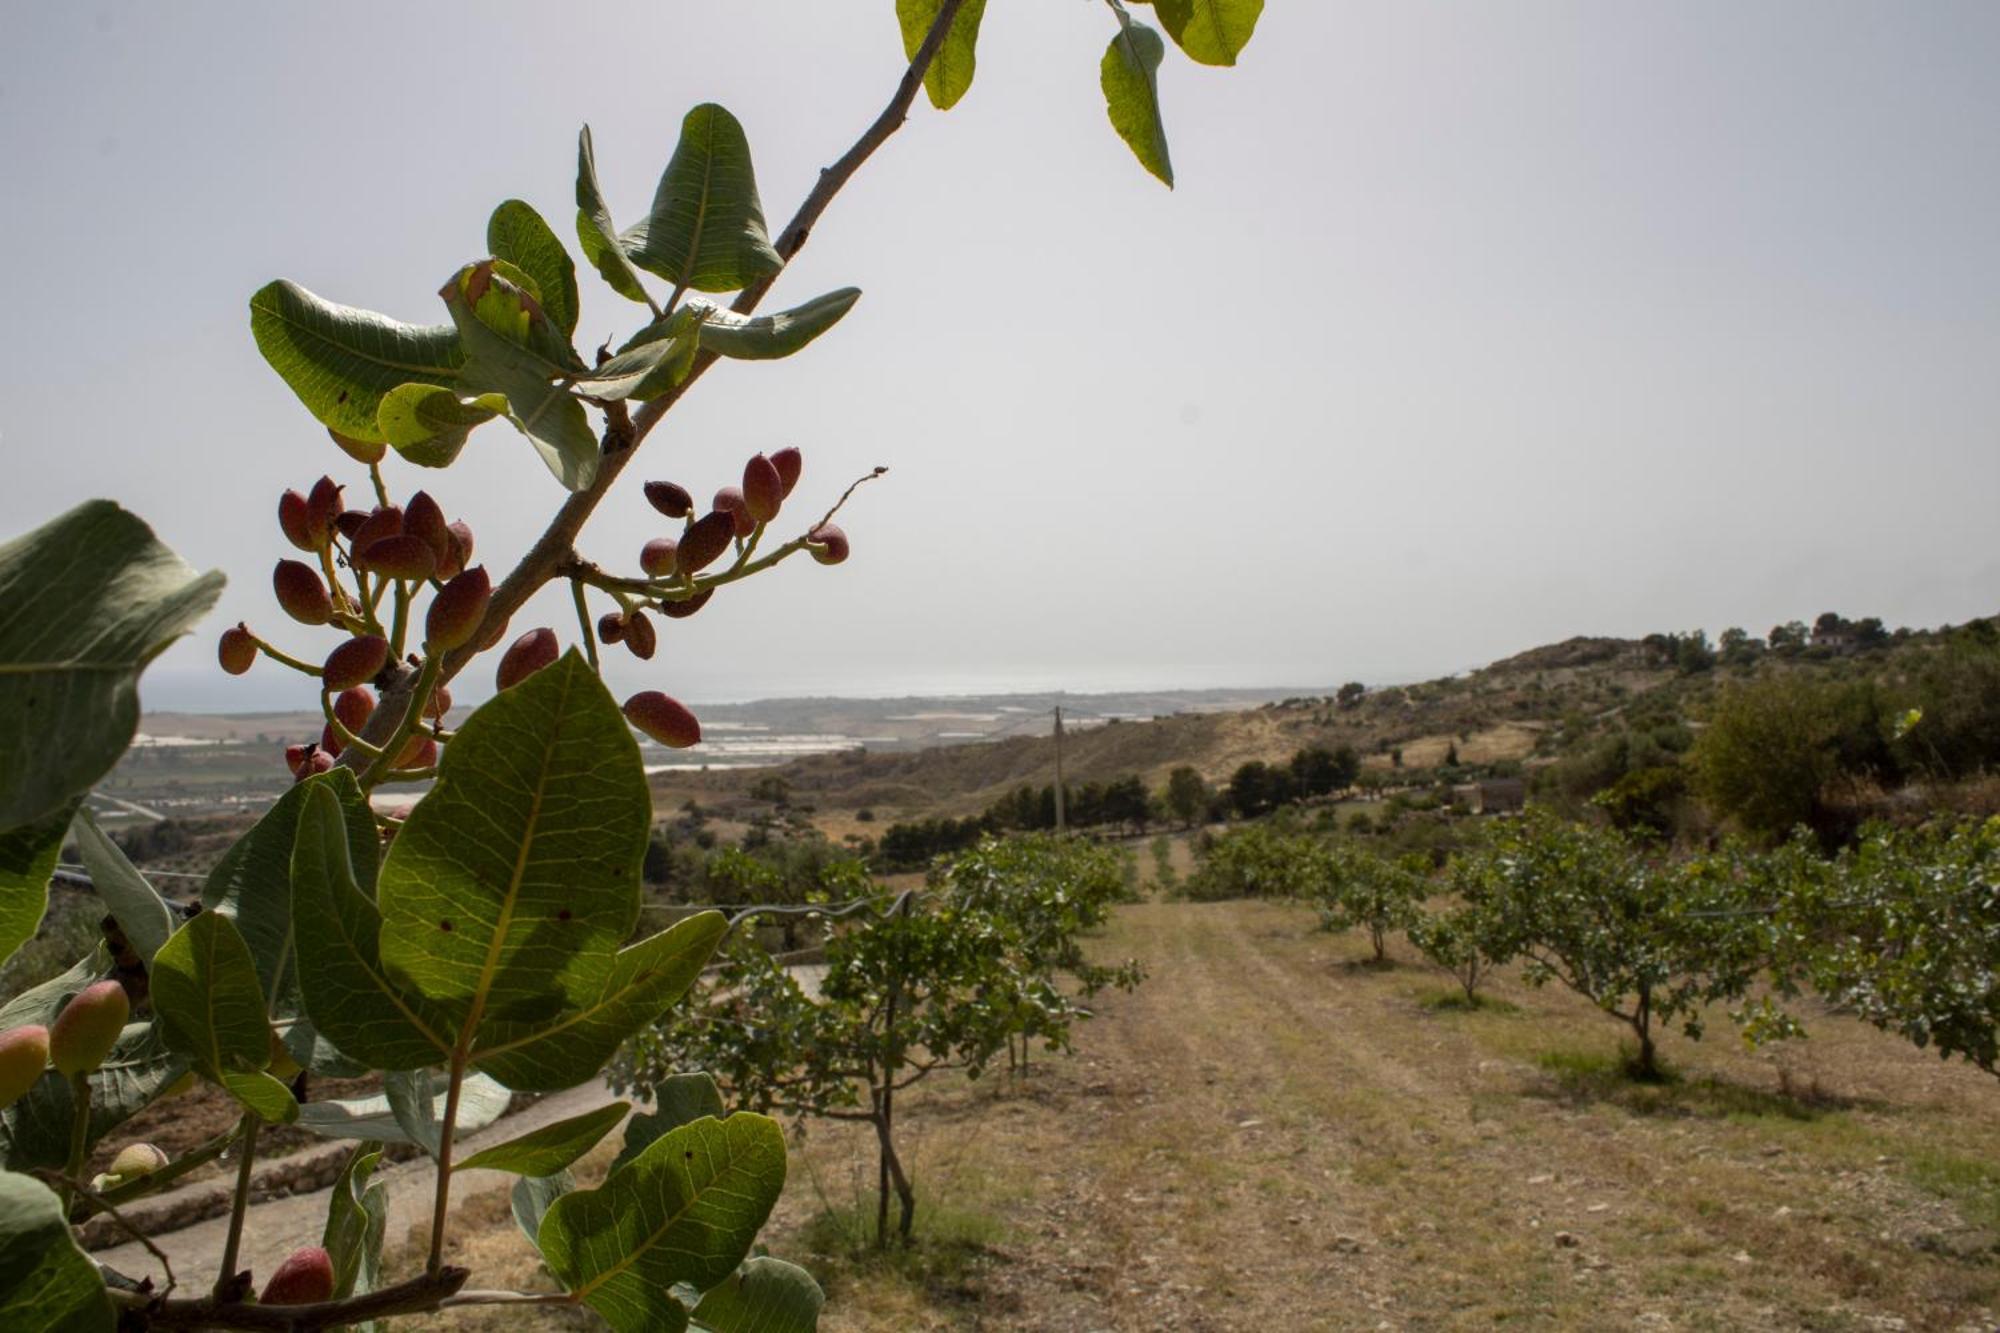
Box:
[797,899,1999,1331]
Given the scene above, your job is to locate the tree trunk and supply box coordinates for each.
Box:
[1633,983,1657,1078]
[871,1084,916,1244]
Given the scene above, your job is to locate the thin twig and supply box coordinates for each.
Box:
[214,1115,259,1298]
[37,1171,177,1294]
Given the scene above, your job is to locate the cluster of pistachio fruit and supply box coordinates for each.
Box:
[216,442,854,777]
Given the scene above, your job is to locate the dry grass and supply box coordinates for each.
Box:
[400,898,2000,1331]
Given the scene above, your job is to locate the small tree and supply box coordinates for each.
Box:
[1407,853,1521,1003]
[1316,847,1426,963]
[1486,813,1767,1077]
[1182,823,1333,901]
[1164,765,1210,828]
[1336,681,1368,710]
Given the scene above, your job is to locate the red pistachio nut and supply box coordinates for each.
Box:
[284,744,314,779]
[639,537,678,578]
[643,480,694,519]
[807,523,850,565]
[623,691,701,749]
[50,981,128,1077]
[427,686,452,721]
[596,612,626,645]
[743,454,784,523]
[306,477,343,543]
[327,428,386,465]
[403,491,452,564]
[278,490,316,552]
[770,446,802,498]
[218,624,258,676]
[624,611,657,661]
[318,723,342,757]
[273,561,333,626]
[496,628,559,690]
[260,1247,337,1307]
[0,1025,49,1110]
[425,566,491,652]
[396,734,438,769]
[355,534,438,582]
[334,509,369,542]
[333,687,375,734]
[476,613,511,653]
[677,511,736,575]
[440,521,475,580]
[322,635,390,692]
[661,589,714,619]
[350,505,404,553]
[713,487,755,538]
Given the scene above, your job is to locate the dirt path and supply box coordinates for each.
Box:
[771,900,2000,1332]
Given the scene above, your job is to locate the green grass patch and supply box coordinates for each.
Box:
[1904,1146,2000,1234]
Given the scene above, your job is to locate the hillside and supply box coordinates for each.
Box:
[647,616,1996,827]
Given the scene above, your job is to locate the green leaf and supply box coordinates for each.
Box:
[73,811,174,968]
[295,1071,509,1150]
[576,126,655,307]
[322,1145,388,1307]
[0,502,223,831]
[697,289,862,362]
[622,104,783,295]
[0,949,107,1031]
[248,280,464,445]
[1148,0,1263,66]
[691,1257,825,1333]
[471,911,725,1092]
[290,784,450,1072]
[0,801,76,968]
[220,1069,299,1125]
[0,1171,114,1331]
[205,769,378,1018]
[440,264,601,491]
[457,1099,628,1175]
[613,1072,724,1173]
[1101,15,1174,187]
[897,0,990,110]
[378,651,649,1038]
[489,200,581,339]
[540,1113,788,1333]
[511,1169,573,1251]
[377,383,508,469]
[151,912,294,1120]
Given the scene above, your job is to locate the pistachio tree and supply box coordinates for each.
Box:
[0,5,1263,1327]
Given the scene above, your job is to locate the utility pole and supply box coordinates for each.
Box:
[1052,704,1067,836]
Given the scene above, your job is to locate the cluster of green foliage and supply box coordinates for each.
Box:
[1313,846,1427,963]
[612,835,1142,1244]
[1226,745,1362,818]
[0,5,1264,1325]
[985,774,1155,836]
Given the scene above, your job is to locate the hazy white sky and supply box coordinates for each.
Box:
[3,2,1996,709]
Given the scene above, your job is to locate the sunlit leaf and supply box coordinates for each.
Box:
[457,1099,628,1175]
[440,265,600,491]
[489,200,581,339]
[541,1113,787,1332]
[377,651,649,1038]
[897,0,989,110]
[248,280,463,444]
[1145,0,1263,66]
[1101,15,1174,187]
